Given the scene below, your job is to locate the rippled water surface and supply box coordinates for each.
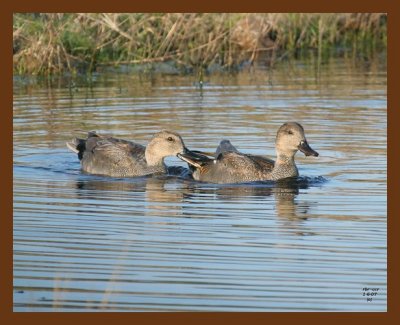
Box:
[13,58,387,311]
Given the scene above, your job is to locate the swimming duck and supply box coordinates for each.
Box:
[67,130,190,177]
[177,122,319,183]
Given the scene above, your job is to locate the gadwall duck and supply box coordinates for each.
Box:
[177,122,319,184]
[67,130,190,177]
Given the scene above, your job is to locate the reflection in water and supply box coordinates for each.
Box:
[74,176,189,220]
[178,177,323,234]
[73,174,324,235]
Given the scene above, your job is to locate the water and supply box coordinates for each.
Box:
[13,58,387,311]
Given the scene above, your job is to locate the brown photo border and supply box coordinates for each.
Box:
[2,0,398,324]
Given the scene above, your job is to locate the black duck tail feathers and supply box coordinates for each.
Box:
[66,138,87,160]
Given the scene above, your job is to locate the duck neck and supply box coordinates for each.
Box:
[145,143,164,167]
[271,152,299,179]
[275,153,295,165]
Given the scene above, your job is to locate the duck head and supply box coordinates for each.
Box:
[146,130,189,166]
[276,122,319,158]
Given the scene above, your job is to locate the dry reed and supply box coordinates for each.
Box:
[13,13,387,75]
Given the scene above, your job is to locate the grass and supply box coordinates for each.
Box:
[13,13,387,75]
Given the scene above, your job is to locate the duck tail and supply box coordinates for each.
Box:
[66,137,87,160]
[66,131,99,160]
[66,140,79,154]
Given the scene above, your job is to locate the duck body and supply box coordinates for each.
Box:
[188,152,295,183]
[178,122,318,184]
[67,130,189,177]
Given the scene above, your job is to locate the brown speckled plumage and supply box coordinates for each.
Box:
[178,122,319,184]
[67,130,188,177]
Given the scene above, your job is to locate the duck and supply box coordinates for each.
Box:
[66,130,191,177]
[177,122,319,184]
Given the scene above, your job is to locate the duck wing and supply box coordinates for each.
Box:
[210,152,275,180]
[245,154,275,172]
[214,140,274,172]
[87,136,146,165]
[216,152,274,170]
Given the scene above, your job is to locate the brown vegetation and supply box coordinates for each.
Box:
[13,13,387,75]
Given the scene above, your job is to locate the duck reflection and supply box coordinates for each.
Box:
[179,177,318,236]
[180,177,311,215]
[72,174,321,235]
[74,174,187,218]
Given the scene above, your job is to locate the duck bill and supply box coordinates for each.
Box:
[178,148,211,169]
[190,150,216,157]
[178,148,210,161]
[298,140,319,157]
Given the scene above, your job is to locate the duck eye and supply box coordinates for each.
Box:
[288,130,293,135]
[167,136,174,142]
